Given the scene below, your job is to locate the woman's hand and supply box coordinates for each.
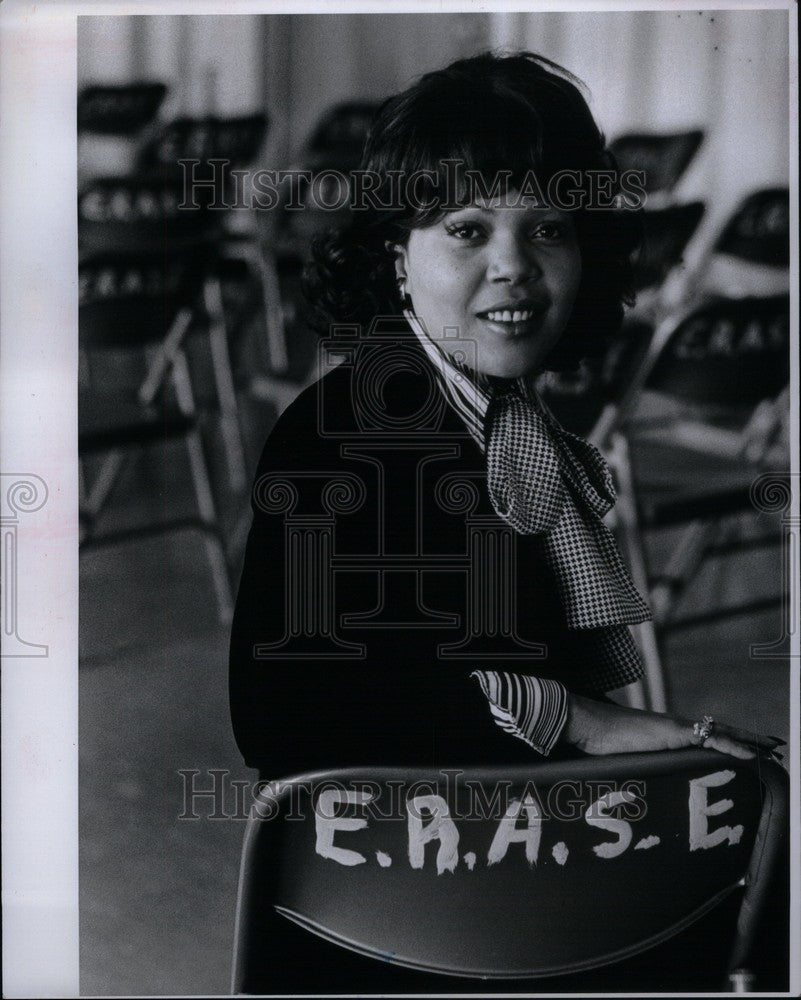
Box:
[563,693,784,760]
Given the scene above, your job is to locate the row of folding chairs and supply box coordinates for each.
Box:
[78,104,284,624]
[539,278,789,713]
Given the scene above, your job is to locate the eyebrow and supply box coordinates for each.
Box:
[449,203,567,215]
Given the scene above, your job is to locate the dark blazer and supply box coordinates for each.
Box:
[230,320,613,777]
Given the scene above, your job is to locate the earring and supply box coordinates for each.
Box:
[386,240,414,312]
[395,275,413,312]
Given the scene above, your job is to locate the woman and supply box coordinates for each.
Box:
[230,52,777,781]
[228,49,787,994]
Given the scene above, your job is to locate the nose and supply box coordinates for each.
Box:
[487,233,540,285]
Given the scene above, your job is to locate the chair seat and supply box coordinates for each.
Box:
[79,390,194,451]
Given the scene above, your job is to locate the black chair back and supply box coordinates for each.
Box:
[714,188,790,267]
[78,82,167,135]
[232,751,787,992]
[634,202,705,290]
[539,319,654,436]
[78,175,218,257]
[609,130,704,194]
[79,253,200,350]
[138,113,268,171]
[646,295,789,407]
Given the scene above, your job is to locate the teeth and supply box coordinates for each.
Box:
[486,309,534,323]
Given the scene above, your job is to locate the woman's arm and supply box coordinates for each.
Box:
[563,693,782,759]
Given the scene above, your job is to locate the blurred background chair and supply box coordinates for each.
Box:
[78,82,168,181]
[609,129,704,201]
[536,318,655,441]
[78,81,168,136]
[633,201,706,295]
[601,294,790,709]
[79,172,251,496]
[675,186,791,305]
[232,751,788,994]
[79,252,234,622]
[607,130,707,323]
[78,103,276,497]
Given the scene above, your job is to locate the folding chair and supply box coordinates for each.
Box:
[138,114,269,176]
[536,317,654,440]
[609,130,704,197]
[78,82,167,136]
[232,750,788,994]
[689,186,790,302]
[633,201,706,293]
[600,295,789,706]
[79,252,233,622]
[139,112,288,381]
[79,171,253,493]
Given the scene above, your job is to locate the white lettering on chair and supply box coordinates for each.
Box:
[487,795,542,867]
[688,770,744,852]
[585,790,637,859]
[407,794,460,874]
[314,788,373,866]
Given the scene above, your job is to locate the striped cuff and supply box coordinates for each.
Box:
[470,671,569,756]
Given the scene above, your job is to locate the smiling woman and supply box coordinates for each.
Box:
[228,50,779,987]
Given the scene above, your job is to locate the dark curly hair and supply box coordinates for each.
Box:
[302,51,641,371]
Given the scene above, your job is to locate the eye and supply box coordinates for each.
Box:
[444,221,486,241]
[529,220,569,242]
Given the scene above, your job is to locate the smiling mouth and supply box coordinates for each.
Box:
[476,303,547,335]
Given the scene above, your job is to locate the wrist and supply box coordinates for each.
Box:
[563,692,586,746]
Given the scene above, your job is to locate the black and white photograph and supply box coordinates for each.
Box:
[0,1,798,996]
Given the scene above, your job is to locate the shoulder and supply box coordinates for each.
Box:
[253,362,354,477]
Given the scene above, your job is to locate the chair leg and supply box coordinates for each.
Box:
[607,432,669,713]
[650,517,725,625]
[727,968,756,992]
[185,426,234,623]
[256,246,289,375]
[203,273,249,494]
[137,306,194,406]
[80,449,128,545]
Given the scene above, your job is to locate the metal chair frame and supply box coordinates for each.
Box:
[597,296,789,710]
[79,257,234,623]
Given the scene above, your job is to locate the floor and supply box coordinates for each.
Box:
[79,337,790,995]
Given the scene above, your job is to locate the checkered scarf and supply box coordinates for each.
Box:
[406,309,651,692]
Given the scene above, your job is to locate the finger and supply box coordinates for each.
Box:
[714,725,782,751]
[705,735,755,760]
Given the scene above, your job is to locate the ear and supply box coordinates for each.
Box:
[385,240,410,287]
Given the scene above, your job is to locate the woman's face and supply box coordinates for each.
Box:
[397,195,582,378]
